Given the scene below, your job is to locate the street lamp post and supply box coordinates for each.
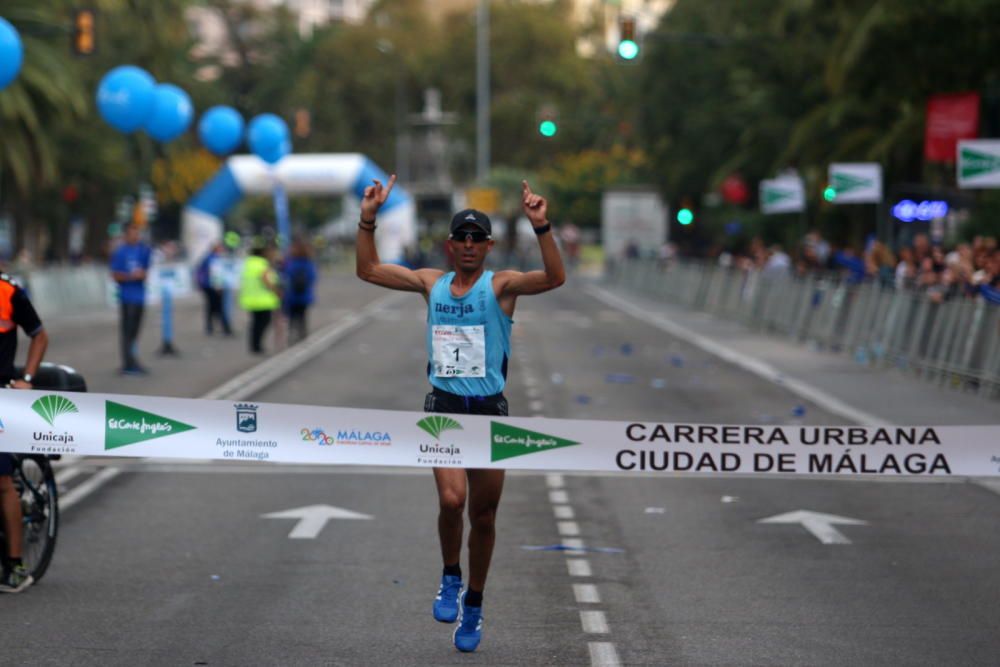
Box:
[476,0,490,182]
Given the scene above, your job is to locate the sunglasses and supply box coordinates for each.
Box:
[449,231,491,243]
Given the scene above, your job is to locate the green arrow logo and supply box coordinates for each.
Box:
[490,422,580,462]
[831,172,873,194]
[763,188,793,205]
[960,148,1000,179]
[105,401,196,450]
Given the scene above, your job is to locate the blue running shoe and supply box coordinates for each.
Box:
[433,574,462,623]
[453,592,483,653]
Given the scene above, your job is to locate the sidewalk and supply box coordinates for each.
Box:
[592,282,1000,426]
[32,267,386,399]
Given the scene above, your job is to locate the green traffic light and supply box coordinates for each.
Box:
[539,120,558,137]
[618,39,639,60]
[823,186,837,202]
[677,208,694,225]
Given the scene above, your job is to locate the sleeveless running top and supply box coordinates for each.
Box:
[426,271,512,396]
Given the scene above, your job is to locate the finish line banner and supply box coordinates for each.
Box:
[2,391,999,477]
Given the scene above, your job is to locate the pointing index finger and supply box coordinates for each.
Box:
[522,180,533,197]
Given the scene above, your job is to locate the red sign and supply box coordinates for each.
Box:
[924,92,980,163]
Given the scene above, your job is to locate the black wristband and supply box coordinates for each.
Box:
[358,220,377,231]
[533,223,552,236]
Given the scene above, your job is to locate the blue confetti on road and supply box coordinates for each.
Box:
[791,404,807,418]
[605,373,635,384]
[670,355,685,368]
[621,343,633,356]
[575,395,592,405]
[521,545,625,554]
[650,378,666,389]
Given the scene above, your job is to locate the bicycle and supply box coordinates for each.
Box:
[1,362,86,587]
[0,454,58,584]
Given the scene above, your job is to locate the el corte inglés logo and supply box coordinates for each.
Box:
[105,400,195,450]
[490,422,579,462]
[831,172,873,194]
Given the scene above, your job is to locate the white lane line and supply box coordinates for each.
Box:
[562,537,585,550]
[60,468,121,510]
[580,610,610,634]
[977,479,1000,497]
[54,466,85,486]
[558,521,581,536]
[589,642,622,667]
[203,292,405,401]
[546,474,565,488]
[574,584,601,604]
[526,386,541,400]
[553,505,575,520]
[584,284,890,426]
[529,399,545,412]
[523,375,538,388]
[567,559,592,577]
[549,489,569,504]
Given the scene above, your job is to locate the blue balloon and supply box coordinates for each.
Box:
[198,106,245,155]
[143,83,194,142]
[0,18,24,90]
[96,66,157,133]
[248,114,291,164]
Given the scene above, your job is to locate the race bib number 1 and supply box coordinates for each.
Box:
[432,325,486,377]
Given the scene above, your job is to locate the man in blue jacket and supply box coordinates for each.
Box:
[110,223,152,375]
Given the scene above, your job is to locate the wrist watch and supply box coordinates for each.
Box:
[22,373,32,383]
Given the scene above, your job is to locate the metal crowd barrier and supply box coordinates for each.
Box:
[607,259,1000,400]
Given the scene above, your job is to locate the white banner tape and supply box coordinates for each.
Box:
[2,391,999,477]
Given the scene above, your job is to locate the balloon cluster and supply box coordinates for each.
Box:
[96,66,193,141]
[94,64,291,163]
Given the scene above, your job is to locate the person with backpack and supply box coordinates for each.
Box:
[281,238,317,344]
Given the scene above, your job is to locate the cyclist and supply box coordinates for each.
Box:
[0,271,49,593]
[356,176,565,652]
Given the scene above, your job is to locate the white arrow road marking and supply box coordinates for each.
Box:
[758,510,868,545]
[261,504,373,539]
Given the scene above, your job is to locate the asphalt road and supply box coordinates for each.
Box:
[2,274,997,666]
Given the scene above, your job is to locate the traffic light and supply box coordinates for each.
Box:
[72,8,97,56]
[536,105,558,138]
[618,16,639,61]
[677,208,694,225]
[823,186,837,202]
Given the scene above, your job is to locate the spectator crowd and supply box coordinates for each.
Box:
[725,232,1000,305]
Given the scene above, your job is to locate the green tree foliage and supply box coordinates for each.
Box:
[0,4,87,197]
[639,0,1000,247]
[540,146,650,228]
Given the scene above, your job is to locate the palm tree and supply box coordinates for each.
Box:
[0,4,87,258]
[0,4,86,198]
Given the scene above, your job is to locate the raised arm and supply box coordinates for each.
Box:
[355,174,441,294]
[495,180,566,297]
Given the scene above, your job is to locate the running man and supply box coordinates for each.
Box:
[355,176,565,652]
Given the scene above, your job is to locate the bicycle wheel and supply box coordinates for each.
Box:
[17,456,58,583]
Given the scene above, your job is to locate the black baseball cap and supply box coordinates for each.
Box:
[450,209,492,236]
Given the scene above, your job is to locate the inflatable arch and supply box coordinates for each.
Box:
[181,154,416,263]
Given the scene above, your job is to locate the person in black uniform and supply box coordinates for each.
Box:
[0,272,49,593]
